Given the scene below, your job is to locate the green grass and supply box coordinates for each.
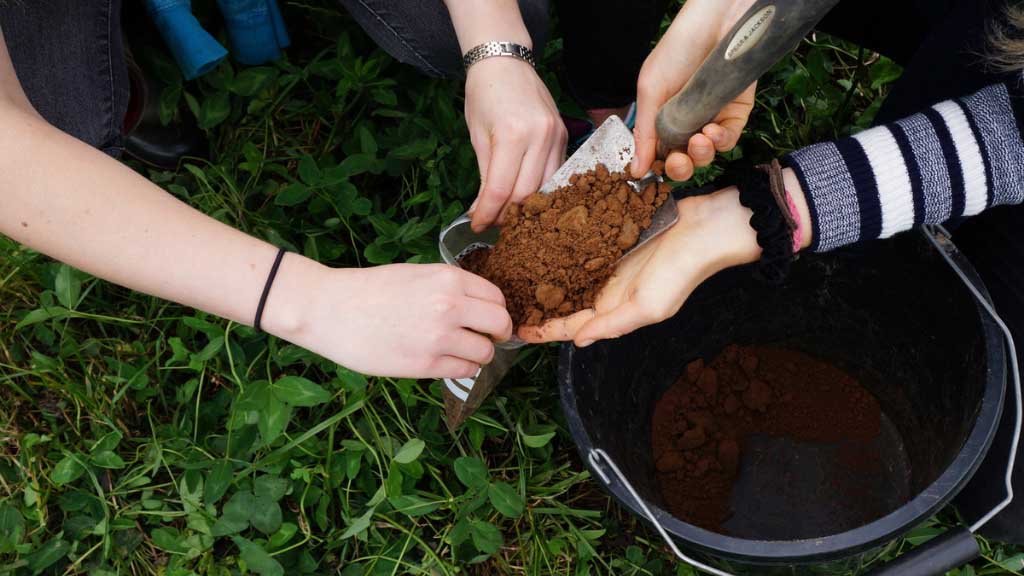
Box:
[1,1,1022,575]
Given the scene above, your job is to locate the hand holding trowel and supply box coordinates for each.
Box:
[438,0,841,431]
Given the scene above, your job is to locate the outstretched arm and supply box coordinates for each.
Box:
[0,30,511,379]
[522,78,1024,345]
[0,31,290,333]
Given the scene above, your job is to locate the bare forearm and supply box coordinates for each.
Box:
[442,0,533,51]
[0,105,320,334]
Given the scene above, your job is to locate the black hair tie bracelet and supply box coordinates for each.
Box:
[730,166,795,285]
[255,247,287,333]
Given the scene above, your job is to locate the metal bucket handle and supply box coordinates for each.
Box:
[587,226,1022,576]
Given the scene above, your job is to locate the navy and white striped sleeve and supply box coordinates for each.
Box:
[783,80,1024,252]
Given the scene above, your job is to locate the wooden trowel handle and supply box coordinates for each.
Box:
[655,0,841,157]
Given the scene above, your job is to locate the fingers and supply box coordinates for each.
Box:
[457,270,506,306]
[542,146,562,190]
[444,329,496,366]
[636,80,755,182]
[573,301,654,348]
[510,145,548,204]
[701,123,727,152]
[686,133,716,168]
[472,136,523,232]
[631,77,661,179]
[429,356,481,379]
[517,308,596,343]
[712,82,756,151]
[512,110,566,204]
[665,151,695,182]
[460,298,513,342]
[542,124,567,186]
[714,115,747,152]
[470,107,566,231]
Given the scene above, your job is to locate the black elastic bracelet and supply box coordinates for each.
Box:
[730,167,794,285]
[255,248,287,333]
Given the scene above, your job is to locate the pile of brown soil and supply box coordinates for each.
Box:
[462,163,670,327]
[651,345,882,532]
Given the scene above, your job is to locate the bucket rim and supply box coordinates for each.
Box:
[557,232,1007,564]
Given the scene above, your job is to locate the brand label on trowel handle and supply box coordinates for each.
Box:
[725,5,776,61]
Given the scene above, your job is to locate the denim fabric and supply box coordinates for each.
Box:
[0,0,129,156]
[217,0,290,66]
[336,0,668,111]
[337,0,550,79]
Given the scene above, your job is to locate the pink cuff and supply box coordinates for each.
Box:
[785,191,803,253]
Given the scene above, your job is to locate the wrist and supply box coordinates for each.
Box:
[259,253,331,342]
[781,167,812,251]
[674,187,761,275]
[465,52,537,82]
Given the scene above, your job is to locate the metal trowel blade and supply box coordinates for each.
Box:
[540,115,678,259]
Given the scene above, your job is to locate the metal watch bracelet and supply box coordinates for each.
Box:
[462,41,535,71]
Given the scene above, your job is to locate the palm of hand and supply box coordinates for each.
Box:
[518,190,761,346]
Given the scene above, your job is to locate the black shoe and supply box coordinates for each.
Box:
[122,51,208,170]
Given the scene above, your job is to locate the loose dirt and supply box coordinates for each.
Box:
[651,345,883,532]
[461,163,670,327]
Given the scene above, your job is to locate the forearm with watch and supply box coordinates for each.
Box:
[443,0,566,233]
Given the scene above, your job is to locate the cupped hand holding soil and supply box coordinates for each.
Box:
[461,163,670,328]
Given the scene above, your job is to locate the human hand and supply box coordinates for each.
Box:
[270,263,512,379]
[632,0,757,182]
[519,168,812,346]
[518,189,759,345]
[465,57,567,232]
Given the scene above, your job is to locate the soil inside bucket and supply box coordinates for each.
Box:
[461,163,670,327]
[652,345,912,538]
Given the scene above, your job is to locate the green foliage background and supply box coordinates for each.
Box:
[0,1,1021,575]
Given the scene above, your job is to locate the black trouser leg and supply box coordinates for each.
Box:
[817,0,1024,544]
[816,0,1010,124]
[556,0,669,110]
[0,0,129,156]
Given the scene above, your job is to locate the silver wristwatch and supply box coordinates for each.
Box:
[462,41,535,71]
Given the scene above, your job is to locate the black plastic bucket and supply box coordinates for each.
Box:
[559,231,1006,574]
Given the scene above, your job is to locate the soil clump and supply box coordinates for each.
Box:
[461,163,670,327]
[652,345,883,532]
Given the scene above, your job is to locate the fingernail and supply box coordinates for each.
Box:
[469,198,479,213]
[578,339,595,348]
